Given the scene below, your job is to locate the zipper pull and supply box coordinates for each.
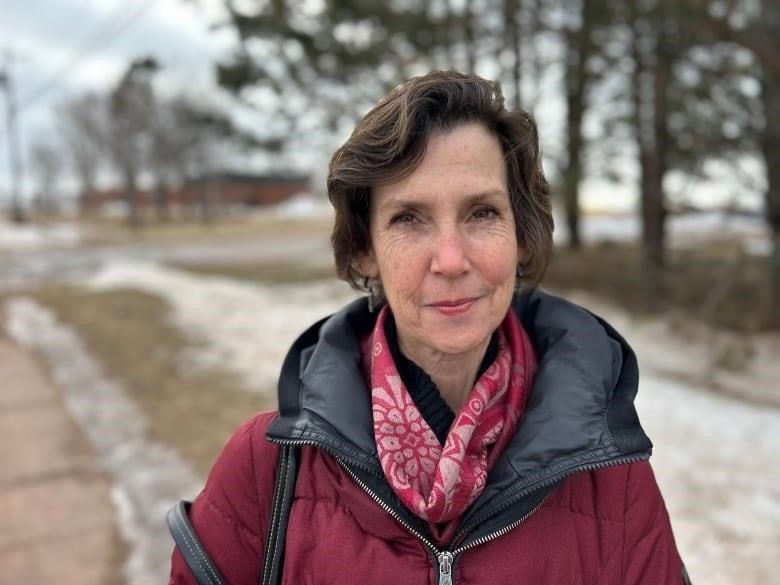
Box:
[437,551,454,585]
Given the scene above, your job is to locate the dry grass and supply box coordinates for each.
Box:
[172,260,338,284]
[544,242,773,333]
[173,240,773,332]
[28,286,274,474]
[82,214,333,245]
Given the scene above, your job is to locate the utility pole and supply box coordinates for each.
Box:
[0,50,25,222]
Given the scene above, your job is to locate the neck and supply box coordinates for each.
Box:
[399,337,490,412]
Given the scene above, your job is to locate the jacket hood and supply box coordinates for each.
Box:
[267,288,652,537]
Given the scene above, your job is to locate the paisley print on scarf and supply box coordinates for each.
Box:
[366,306,537,523]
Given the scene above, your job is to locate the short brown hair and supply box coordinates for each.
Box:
[328,70,553,291]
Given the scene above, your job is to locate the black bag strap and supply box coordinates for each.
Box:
[261,444,299,585]
[167,444,300,585]
[167,500,226,585]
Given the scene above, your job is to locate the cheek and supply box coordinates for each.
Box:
[379,257,429,310]
[481,243,519,286]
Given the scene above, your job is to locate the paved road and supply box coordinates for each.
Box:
[0,338,121,585]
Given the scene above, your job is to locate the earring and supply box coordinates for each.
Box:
[515,264,525,291]
[368,282,379,313]
[364,277,379,313]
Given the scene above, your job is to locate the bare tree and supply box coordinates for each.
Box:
[165,96,225,222]
[148,102,181,222]
[57,93,106,215]
[29,140,63,216]
[164,95,274,222]
[106,58,159,228]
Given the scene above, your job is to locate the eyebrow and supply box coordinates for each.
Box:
[378,189,509,211]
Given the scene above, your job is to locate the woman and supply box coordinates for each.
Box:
[169,71,688,584]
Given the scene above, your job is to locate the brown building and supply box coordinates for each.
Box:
[86,172,310,216]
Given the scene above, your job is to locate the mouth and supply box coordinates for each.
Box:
[428,297,480,316]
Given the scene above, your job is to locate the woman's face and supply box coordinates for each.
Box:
[360,123,520,361]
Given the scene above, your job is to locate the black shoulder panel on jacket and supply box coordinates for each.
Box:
[514,289,652,457]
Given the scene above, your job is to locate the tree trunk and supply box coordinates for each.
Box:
[562,0,592,250]
[756,0,780,324]
[78,188,90,217]
[199,180,213,224]
[464,0,476,72]
[124,170,141,229]
[647,19,670,272]
[443,0,456,67]
[631,1,668,305]
[503,0,522,108]
[154,179,170,222]
[761,67,780,324]
[563,68,584,249]
[78,175,95,217]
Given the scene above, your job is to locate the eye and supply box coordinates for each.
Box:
[390,211,417,225]
[472,206,498,220]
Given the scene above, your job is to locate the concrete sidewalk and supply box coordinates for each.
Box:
[0,337,122,585]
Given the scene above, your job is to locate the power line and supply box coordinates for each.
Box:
[18,0,153,112]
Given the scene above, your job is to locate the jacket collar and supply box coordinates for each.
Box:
[267,288,652,494]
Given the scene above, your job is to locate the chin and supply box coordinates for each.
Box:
[427,331,491,357]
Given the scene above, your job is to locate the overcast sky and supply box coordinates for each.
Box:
[0,0,763,213]
[0,0,618,211]
[0,0,237,202]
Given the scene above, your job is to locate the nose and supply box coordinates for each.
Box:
[430,228,470,277]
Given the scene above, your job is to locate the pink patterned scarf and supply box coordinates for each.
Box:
[363,305,537,527]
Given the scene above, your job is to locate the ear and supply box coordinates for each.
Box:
[515,247,528,281]
[517,246,527,266]
[357,248,379,280]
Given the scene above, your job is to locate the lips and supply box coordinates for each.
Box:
[428,297,479,315]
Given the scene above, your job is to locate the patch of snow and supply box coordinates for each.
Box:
[3,297,201,585]
[554,211,770,255]
[267,193,334,219]
[0,220,82,251]
[638,379,780,585]
[84,260,358,395]
[553,289,780,584]
[561,289,780,408]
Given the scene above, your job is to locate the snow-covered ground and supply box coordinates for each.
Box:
[265,193,335,219]
[85,262,358,394]
[638,377,779,585]
[553,210,771,255]
[0,219,82,251]
[4,258,778,584]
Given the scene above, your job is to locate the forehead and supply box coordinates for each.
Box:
[372,123,508,209]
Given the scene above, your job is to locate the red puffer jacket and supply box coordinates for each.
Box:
[170,291,688,585]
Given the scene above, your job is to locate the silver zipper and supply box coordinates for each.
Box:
[335,458,442,552]
[268,437,648,585]
[449,453,649,546]
[336,458,548,585]
[437,552,453,585]
[450,493,549,553]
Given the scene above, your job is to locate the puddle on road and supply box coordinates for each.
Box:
[4,297,201,585]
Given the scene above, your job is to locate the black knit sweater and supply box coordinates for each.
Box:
[384,315,498,446]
